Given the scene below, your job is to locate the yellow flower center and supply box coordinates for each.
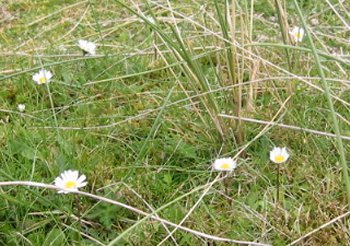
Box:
[220,163,230,169]
[296,32,302,39]
[274,155,285,163]
[64,181,77,189]
[39,77,47,84]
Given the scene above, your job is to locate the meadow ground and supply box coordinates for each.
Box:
[1,0,350,245]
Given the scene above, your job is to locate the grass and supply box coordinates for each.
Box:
[1,0,350,245]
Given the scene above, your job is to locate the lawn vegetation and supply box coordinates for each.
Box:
[1,0,350,245]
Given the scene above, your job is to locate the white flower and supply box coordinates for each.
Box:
[32,69,53,85]
[289,26,305,43]
[270,147,289,164]
[54,170,87,194]
[17,104,25,112]
[212,158,237,171]
[77,39,96,55]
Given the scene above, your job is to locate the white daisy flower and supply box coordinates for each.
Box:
[212,157,237,171]
[289,26,305,43]
[54,170,87,194]
[32,69,53,85]
[17,104,25,112]
[77,39,96,55]
[270,147,289,164]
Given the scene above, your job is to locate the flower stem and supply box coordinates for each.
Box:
[276,164,280,203]
[46,83,60,138]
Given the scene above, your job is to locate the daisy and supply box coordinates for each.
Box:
[54,170,87,194]
[32,69,53,85]
[289,26,305,43]
[270,147,289,164]
[17,104,25,112]
[212,157,237,171]
[77,39,96,55]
